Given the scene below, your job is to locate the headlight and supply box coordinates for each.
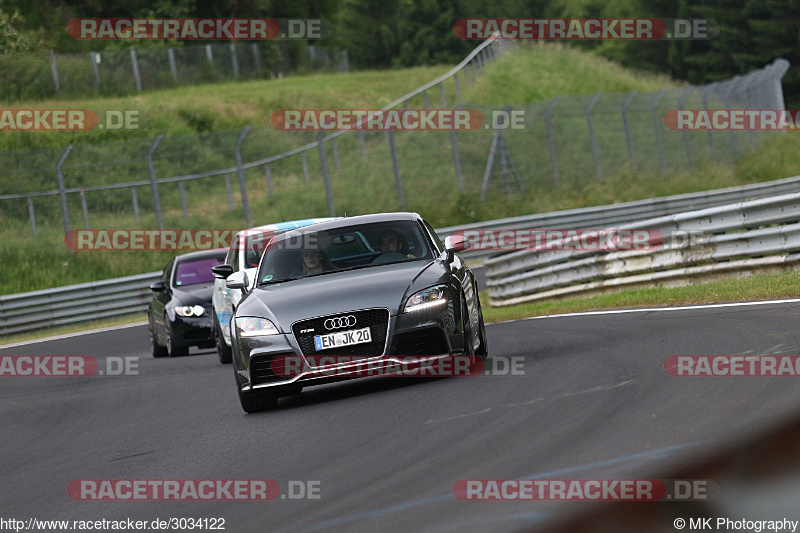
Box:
[236,317,280,337]
[404,285,448,313]
[175,305,205,317]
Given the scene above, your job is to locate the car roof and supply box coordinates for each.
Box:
[233,218,339,240]
[271,212,424,238]
[172,248,228,262]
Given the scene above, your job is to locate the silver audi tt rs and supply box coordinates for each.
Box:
[222,212,488,413]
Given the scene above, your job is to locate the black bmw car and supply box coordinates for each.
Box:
[148,248,227,357]
[223,212,488,413]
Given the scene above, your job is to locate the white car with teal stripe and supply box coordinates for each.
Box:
[211,219,337,363]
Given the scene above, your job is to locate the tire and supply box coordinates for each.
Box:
[461,295,475,359]
[238,387,278,413]
[149,315,168,358]
[214,313,232,364]
[165,318,189,357]
[474,290,489,360]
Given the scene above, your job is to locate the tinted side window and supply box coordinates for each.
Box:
[422,220,444,253]
[161,260,174,283]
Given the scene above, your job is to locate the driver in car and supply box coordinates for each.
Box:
[378,229,416,259]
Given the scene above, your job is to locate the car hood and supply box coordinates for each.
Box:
[171,283,214,306]
[237,260,448,330]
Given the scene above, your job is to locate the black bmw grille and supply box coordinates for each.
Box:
[390,327,449,356]
[292,308,390,358]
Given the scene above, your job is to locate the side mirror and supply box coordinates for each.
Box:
[444,235,470,262]
[226,271,250,292]
[149,280,167,292]
[212,264,234,279]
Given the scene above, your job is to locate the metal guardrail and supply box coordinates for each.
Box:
[486,192,800,306]
[0,272,159,336]
[4,174,800,336]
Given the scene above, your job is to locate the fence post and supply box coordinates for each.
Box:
[678,87,694,169]
[80,188,90,229]
[130,50,142,91]
[235,127,252,226]
[49,52,60,93]
[265,165,274,196]
[224,175,234,211]
[480,128,501,202]
[454,72,461,103]
[147,135,164,229]
[27,198,37,235]
[178,182,188,218]
[621,92,637,162]
[230,43,240,78]
[131,187,140,221]
[90,52,101,89]
[585,92,602,179]
[359,130,367,159]
[386,131,406,210]
[317,132,336,217]
[649,90,667,175]
[423,90,429,110]
[702,86,715,162]
[252,44,262,77]
[544,97,562,185]
[168,48,178,83]
[301,153,310,183]
[332,137,341,171]
[439,83,447,107]
[205,44,214,63]
[56,145,72,234]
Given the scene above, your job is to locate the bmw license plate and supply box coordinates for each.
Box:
[314,327,371,351]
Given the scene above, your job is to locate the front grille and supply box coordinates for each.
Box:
[250,353,294,385]
[292,308,390,358]
[390,327,449,356]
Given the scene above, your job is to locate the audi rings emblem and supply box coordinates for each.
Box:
[324,315,356,330]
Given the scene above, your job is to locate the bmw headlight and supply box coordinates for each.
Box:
[175,305,205,317]
[236,317,280,337]
[404,285,448,313]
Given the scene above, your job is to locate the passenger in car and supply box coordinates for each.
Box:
[295,250,336,276]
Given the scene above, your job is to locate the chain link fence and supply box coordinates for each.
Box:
[0,42,348,102]
[0,40,789,236]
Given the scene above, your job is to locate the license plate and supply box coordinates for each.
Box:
[314,327,372,351]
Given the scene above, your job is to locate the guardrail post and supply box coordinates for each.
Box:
[265,165,274,196]
[147,135,164,229]
[317,132,336,217]
[27,198,37,235]
[386,131,406,210]
[544,97,561,185]
[235,127,252,226]
[586,92,602,179]
[649,90,667,175]
[80,188,90,229]
[56,145,72,234]
[130,50,142,91]
[131,187,140,221]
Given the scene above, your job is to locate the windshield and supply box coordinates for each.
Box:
[173,256,224,287]
[257,220,433,284]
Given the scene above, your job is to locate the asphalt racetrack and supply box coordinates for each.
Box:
[3,300,800,532]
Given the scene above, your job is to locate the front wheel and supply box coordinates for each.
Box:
[214,313,232,364]
[474,292,488,360]
[165,318,189,357]
[149,315,168,358]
